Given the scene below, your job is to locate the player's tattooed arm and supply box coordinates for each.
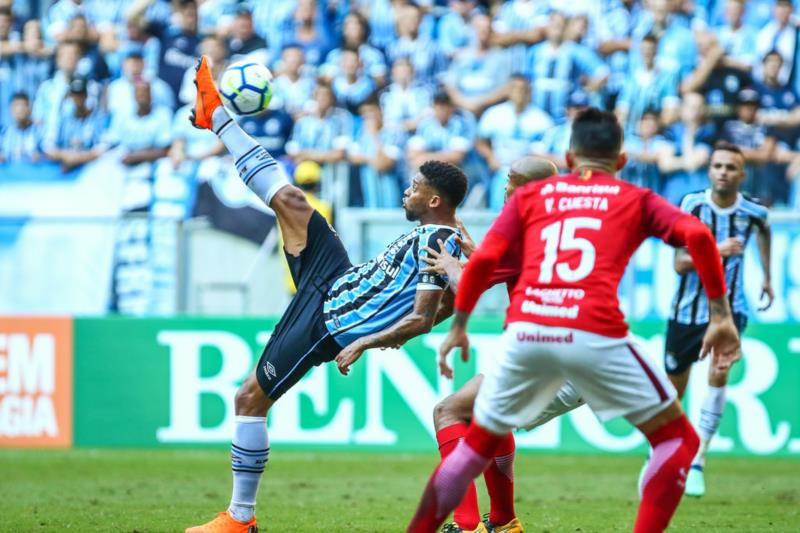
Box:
[756,221,774,311]
[434,289,455,325]
[335,290,443,375]
[673,247,695,274]
[708,296,733,320]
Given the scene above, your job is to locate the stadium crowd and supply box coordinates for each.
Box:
[2,0,800,210]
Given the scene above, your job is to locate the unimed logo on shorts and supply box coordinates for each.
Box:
[0,317,73,447]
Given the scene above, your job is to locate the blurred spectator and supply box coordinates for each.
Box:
[632,0,697,76]
[33,40,99,131]
[754,0,795,85]
[178,34,227,106]
[226,7,268,64]
[379,57,431,134]
[65,14,110,82]
[347,99,407,207]
[407,91,475,171]
[321,12,387,85]
[658,92,716,204]
[442,10,512,117]
[526,11,608,122]
[754,50,800,129]
[621,109,672,191]
[43,78,106,172]
[106,81,172,167]
[0,6,20,129]
[721,88,779,203]
[101,18,161,80]
[476,74,553,210]
[251,0,297,55]
[713,0,757,70]
[533,89,590,171]
[271,44,316,119]
[288,0,333,67]
[285,81,353,164]
[107,49,175,121]
[331,47,376,114]
[0,7,19,55]
[131,0,201,103]
[13,20,53,101]
[597,0,645,107]
[681,31,752,129]
[294,161,332,220]
[0,92,41,163]
[616,33,680,134]
[44,0,95,43]
[385,3,445,86]
[168,104,224,170]
[772,128,800,208]
[238,103,294,160]
[437,0,475,58]
[493,0,550,73]
[363,0,436,52]
[197,0,239,37]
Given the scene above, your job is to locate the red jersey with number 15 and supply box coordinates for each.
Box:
[489,172,686,338]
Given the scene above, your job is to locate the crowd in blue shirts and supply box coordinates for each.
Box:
[2,0,800,210]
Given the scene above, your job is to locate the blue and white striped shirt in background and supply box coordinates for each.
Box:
[671,190,769,325]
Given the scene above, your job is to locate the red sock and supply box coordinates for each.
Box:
[483,432,516,525]
[408,423,505,533]
[635,415,700,533]
[437,424,481,530]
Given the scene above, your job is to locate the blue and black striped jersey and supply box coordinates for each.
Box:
[671,189,768,325]
[324,224,460,347]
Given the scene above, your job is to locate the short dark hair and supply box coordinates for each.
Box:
[419,160,468,207]
[510,72,531,84]
[569,107,623,159]
[712,140,744,158]
[433,91,453,106]
[642,33,659,45]
[763,49,783,63]
[10,92,29,102]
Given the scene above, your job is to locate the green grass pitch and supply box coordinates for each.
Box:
[1,449,797,532]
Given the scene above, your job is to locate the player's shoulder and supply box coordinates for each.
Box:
[678,189,708,212]
[738,193,769,219]
[416,224,458,241]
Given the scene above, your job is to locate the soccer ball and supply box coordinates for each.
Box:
[219,61,273,116]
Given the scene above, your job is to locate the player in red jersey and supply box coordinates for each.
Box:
[407,109,742,533]
[424,157,584,533]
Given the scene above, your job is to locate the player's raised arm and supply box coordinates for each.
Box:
[334,288,445,375]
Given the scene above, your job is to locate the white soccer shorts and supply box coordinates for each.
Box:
[474,322,677,435]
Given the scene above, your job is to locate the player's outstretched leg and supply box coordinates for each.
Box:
[634,401,700,533]
[186,372,271,533]
[192,55,314,256]
[435,376,485,532]
[408,421,507,533]
[434,375,522,533]
[686,361,729,497]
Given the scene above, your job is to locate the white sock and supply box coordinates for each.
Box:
[693,385,726,468]
[228,415,269,523]
[212,107,290,206]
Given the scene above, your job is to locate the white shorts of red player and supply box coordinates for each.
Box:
[475,322,677,434]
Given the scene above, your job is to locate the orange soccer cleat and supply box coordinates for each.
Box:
[185,511,257,533]
[190,55,224,130]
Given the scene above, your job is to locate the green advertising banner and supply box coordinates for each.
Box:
[73,317,800,456]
